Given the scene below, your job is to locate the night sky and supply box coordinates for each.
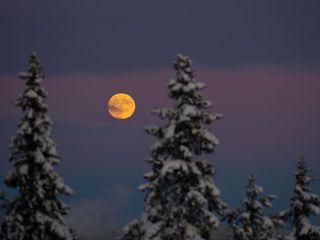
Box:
[1,0,320,236]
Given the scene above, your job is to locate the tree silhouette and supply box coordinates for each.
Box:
[228,175,277,240]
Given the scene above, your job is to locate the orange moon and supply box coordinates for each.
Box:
[107,93,136,119]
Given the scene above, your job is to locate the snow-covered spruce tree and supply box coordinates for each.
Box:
[0,52,74,240]
[120,54,227,240]
[275,157,320,240]
[228,175,277,240]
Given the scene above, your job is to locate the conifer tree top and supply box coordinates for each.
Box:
[229,175,276,240]
[19,52,44,85]
[294,156,311,188]
[275,156,320,239]
[167,54,211,109]
[146,54,222,160]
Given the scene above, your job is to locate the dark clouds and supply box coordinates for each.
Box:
[1,0,320,75]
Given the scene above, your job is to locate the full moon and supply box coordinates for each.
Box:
[107,93,136,119]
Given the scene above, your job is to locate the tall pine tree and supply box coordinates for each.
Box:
[120,54,227,240]
[228,175,277,240]
[0,53,74,240]
[276,157,320,240]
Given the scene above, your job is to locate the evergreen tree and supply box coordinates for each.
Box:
[120,54,227,240]
[228,175,277,240]
[0,53,74,240]
[276,157,320,240]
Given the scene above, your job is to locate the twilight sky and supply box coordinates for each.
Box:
[1,0,320,236]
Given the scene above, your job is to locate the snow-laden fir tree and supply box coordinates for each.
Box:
[275,157,320,240]
[120,54,228,240]
[0,52,74,240]
[228,175,277,240]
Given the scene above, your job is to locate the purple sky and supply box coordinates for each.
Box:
[1,0,320,235]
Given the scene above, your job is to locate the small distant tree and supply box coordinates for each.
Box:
[120,54,227,240]
[275,157,320,240]
[228,175,277,240]
[0,53,74,240]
